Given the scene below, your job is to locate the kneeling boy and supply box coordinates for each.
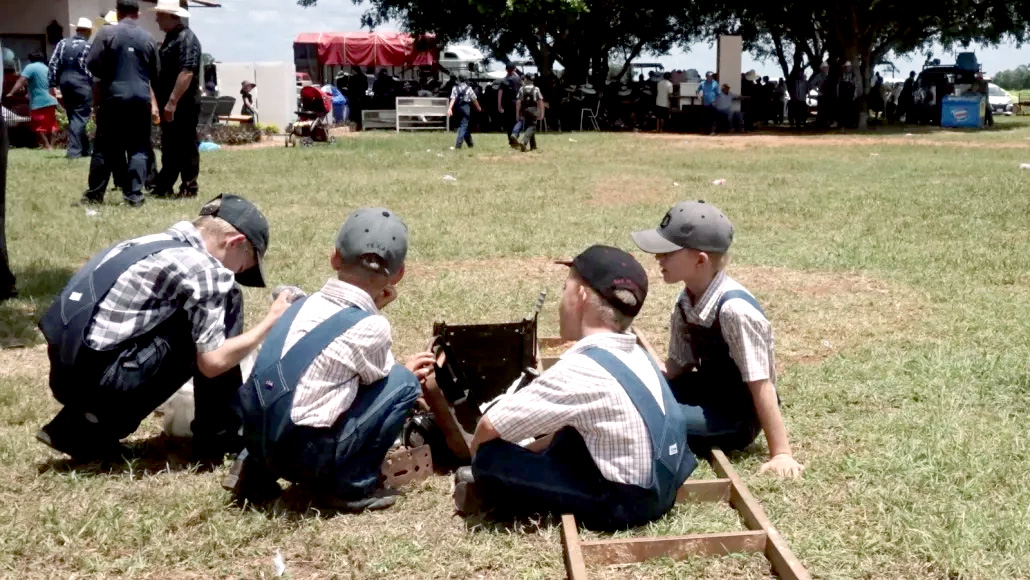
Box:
[38,194,287,463]
[227,208,435,511]
[458,245,696,530]
[632,201,804,477]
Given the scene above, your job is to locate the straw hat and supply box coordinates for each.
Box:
[745,70,758,81]
[152,0,190,18]
[72,17,94,30]
[242,80,257,89]
[102,10,118,25]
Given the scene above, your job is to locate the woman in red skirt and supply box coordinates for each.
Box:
[5,51,60,149]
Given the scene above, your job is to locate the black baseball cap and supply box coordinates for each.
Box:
[199,194,269,287]
[557,245,648,317]
[632,200,734,254]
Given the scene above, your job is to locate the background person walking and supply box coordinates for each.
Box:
[447,75,481,150]
[48,18,94,158]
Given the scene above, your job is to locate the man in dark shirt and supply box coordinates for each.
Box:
[82,0,160,207]
[498,63,520,143]
[347,66,368,129]
[48,18,94,158]
[152,1,202,199]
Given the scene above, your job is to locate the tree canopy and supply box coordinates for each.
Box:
[299,0,1030,124]
[993,65,1030,90]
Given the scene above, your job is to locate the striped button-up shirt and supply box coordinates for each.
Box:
[667,270,776,385]
[284,279,395,428]
[86,222,236,353]
[486,332,665,487]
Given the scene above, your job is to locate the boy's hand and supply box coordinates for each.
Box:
[374,285,398,310]
[758,453,804,478]
[265,291,293,323]
[405,351,436,384]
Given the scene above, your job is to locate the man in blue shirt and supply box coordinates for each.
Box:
[696,71,719,135]
[49,18,95,158]
[5,52,59,149]
[81,0,160,207]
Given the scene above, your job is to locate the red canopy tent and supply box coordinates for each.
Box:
[294,32,438,68]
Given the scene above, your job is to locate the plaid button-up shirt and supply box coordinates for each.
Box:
[85,222,236,353]
[486,332,665,487]
[284,279,395,428]
[667,270,776,385]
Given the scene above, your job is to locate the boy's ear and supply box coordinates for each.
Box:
[330,248,344,271]
[389,265,405,285]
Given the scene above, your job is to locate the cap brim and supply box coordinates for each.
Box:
[631,229,684,254]
[554,258,574,267]
[235,253,266,287]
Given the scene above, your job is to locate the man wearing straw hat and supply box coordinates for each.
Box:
[48,17,95,158]
[152,0,203,199]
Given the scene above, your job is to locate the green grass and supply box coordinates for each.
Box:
[3,118,1030,578]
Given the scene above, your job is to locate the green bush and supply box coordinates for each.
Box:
[257,123,280,135]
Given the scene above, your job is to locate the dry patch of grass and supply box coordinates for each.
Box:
[589,176,674,207]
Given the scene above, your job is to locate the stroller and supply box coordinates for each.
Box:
[285,85,336,147]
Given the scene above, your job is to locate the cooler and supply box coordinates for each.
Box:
[941,95,984,128]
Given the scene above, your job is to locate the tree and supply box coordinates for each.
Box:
[299,0,701,86]
[994,65,1030,90]
[695,0,1030,127]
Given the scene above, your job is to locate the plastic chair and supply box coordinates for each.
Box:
[197,97,218,130]
[580,101,600,131]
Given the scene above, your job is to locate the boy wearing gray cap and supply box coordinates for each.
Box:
[226,208,436,511]
[632,201,804,478]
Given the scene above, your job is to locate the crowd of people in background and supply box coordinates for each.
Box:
[329,61,953,136]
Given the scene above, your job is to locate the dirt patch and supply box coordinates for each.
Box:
[404,257,928,369]
[639,132,1030,150]
[589,176,674,206]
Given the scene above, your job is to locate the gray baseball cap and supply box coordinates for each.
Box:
[632,200,734,254]
[335,207,408,275]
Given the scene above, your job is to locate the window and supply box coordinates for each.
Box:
[1,34,46,74]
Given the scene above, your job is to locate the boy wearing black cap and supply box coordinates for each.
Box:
[456,245,696,530]
[632,201,804,478]
[37,194,290,463]
[225,208,436,511]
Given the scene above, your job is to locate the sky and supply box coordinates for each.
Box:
[191,0,1030,79]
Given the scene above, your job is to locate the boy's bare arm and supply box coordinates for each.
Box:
[749,378,804,478]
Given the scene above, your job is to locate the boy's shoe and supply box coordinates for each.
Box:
[318,488,400,513]
[222,454,282,505]
[508,135,519,149]
[453,466,486,515]
[36,415,128,463]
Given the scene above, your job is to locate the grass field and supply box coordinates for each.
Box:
[2,119,1030,579]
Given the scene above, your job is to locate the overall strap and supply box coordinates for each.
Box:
[59,239,189,326]
[254,297,309,372]
[716,289,766,319]
[580,347,675,455]
[261,305,373,389]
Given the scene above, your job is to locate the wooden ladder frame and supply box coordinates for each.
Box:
[560,448,810,579]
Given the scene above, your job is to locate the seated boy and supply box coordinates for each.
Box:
[631,201,804,477]
[454,245,696,531]
[225,208,436,511]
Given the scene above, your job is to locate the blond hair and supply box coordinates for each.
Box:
[574,272,635,332]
